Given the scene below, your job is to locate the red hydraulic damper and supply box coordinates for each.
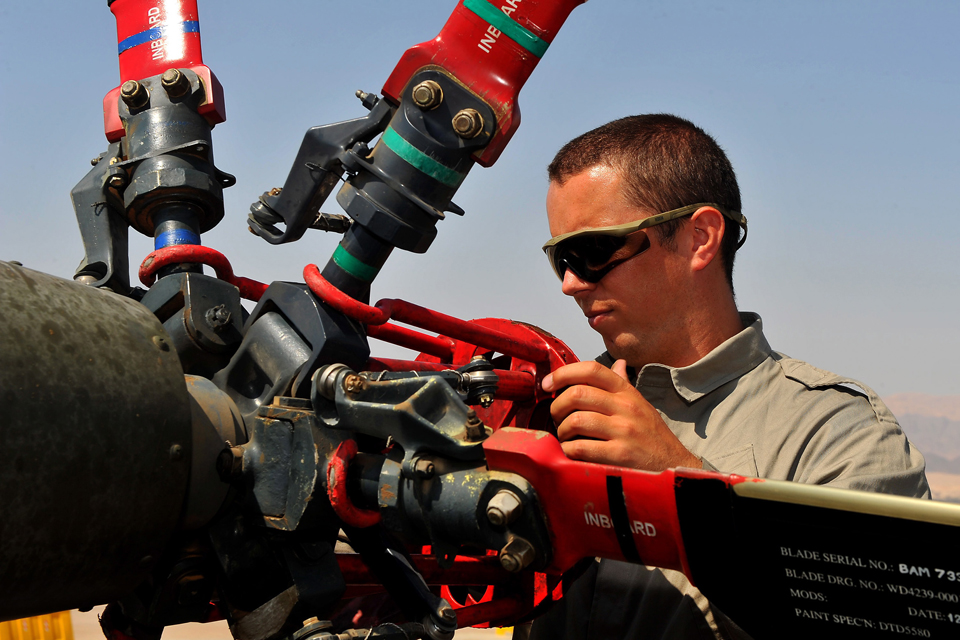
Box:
[304,266,550,364]
[104,0,225,141]
[327,440,381,529]
[383,0,586,166]
[139,245,268,301]
[483,428,762,577]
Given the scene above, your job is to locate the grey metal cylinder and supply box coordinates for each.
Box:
[0,262,192,620]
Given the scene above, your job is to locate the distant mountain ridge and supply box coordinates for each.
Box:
[884,394,960,473]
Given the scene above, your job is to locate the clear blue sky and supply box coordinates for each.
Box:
[1,1,958,396]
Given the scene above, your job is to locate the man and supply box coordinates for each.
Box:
[529,114,929,639]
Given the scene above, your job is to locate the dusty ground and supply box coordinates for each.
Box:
[70,607,511,640]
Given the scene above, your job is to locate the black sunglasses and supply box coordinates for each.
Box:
[542,203,747,283]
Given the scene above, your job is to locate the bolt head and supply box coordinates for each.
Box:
[499,535,536,573]
[120,80,149,109]
[452,109,484,139]
[108,174,126,188]
[438,605,456,622]
[412,80,443,109]
[479,393,495,408]
[161,68,191,98]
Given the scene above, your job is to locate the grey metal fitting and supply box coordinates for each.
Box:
[486,489,523,526]
[313,364,352,400]
[499,535,536,573]
[412,80,443,110]
[452,108,484,139]
[120,80,149,109]
[161,68,190,98]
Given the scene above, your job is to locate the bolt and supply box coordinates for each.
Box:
[343,373,366,394]
[169,444,183,461]
[465,408,486,441]
[438,605,456,623]
[452,108,484,139]
[269,187,283,196]
[414,458,435,479]
[152,335,170,351]
[120,79,149,109]
[107,173,126,188]
[499,535,535,573]
[205,304,232,331]
[479,393,495,408]
[486,489,523,526]
[161,68,190,98]
[411,80,443,109]
[216,445,244,482]
[90,156,101,166]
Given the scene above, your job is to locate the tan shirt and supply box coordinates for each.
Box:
[534,313,930,640]
[627,312,929,495]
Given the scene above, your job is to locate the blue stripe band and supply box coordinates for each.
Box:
[155,229,201,250]
[118,21,200,55]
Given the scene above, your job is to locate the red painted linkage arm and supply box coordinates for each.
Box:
[139,245,269,301]
[303,264,550,364]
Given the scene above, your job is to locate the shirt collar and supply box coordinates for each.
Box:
[637,312,772,404]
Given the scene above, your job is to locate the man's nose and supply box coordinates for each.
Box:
[560,268,595,296]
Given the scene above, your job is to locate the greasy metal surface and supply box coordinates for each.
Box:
[0,262,192,619]
[181,375,246,530]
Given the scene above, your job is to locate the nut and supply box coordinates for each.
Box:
[452,108,484,139]
[438,605,456,623]
[412,80,443,109]
[161,68,190,98]
[205,304,232,331]
[343,373,366,394]
[120,80,149,109]
[499,535,535,573]
[486,489,523,526]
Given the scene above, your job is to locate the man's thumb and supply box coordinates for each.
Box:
[612,359,629,381]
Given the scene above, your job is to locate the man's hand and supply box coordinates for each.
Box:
[542,359,702,472]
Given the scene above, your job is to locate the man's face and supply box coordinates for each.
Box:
[546,165,692,367]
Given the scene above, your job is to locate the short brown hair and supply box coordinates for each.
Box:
[548,114,743,288]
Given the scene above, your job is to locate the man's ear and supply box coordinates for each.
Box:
[688,206,725,272]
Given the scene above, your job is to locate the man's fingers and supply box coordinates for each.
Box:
[542,360,630,394]
[555,409,613,443]
[549,384,621,423]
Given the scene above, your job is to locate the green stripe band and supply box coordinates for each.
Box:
[380,127,465,188]
[464,0,549,58]
[332,245,380,283]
